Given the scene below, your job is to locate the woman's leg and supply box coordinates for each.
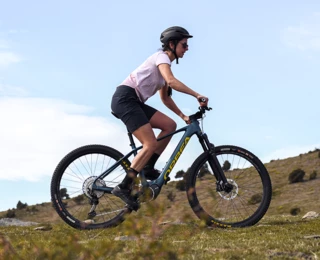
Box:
[119,111,176,184]
[141,111,177,180]
[148,111,177,155]
[112,123,157,209]
[129,123,158,172]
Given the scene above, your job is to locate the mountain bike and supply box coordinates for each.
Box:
[50,105,272,230]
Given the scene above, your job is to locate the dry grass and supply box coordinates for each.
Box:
[1,149,320,259]
[1,150,320,224]
[1,211,320,259]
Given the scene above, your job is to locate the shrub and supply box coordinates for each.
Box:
[248,194,262,205]
[288,168,305,184]
[60,188,70,199]
[175,179,186,191]
[73,194,85,205]
[318,151,320,158]
[16,200,28,210]
[30,206,39,212]
[198,163,210,178]
[175,170,185,179]
[309,170,317,180]
[222,160,231,171]
[6,209,16,218]
[167,191,176,202]
[290,207,301,216]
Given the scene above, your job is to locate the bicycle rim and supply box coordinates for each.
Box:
[51,144,131,229]
[187,145,272,227]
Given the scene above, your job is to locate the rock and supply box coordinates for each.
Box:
[304,235,320,239]
[159,221,172,225]
[34,225,52,231]
[114,236,138,241]
[159,220,186,225]
[0,218,38,227]
[302,211,319,220]
[114,235,149,241]
[83,219,95,224]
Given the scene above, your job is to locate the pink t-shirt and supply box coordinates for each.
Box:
[121,51,171,103]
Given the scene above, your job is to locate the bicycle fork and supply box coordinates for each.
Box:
[198,133,233,193]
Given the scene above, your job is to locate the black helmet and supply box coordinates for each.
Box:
[160,26,193,64]
[160,26,193,44]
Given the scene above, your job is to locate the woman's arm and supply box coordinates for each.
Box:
[158,63,208,105]
[159,85,190,123]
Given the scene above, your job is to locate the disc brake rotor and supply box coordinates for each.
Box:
[218,178,238,200]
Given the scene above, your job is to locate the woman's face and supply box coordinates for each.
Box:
[171,38,189,58]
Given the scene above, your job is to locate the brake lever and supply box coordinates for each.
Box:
[199,106,212,112]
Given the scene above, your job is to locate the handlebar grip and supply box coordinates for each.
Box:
[198,98,207,103]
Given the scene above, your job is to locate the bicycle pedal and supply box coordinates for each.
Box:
[87,210,97,218]
[125,202,140,212]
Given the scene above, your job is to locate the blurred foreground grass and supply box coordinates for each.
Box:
[1,213,319,260]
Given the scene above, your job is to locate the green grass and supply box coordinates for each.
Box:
[1,215,320,259]
[1,149,320,259]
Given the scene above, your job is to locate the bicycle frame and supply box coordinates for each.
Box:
[92,110,228,194]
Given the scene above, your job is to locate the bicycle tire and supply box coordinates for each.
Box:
[186,145,272,228]
[51,144,131,229]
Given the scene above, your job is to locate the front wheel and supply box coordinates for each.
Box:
[50,144,131,229]
[186,145,272,228]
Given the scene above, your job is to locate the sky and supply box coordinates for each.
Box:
[0,0,319,212]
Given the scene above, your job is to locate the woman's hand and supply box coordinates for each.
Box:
[182,115,191,124]
[196,95,209,106]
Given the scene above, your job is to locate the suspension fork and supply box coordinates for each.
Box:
[198,133,233,192]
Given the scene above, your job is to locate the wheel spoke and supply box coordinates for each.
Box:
[51,145,130,229]
[187,145,271,227]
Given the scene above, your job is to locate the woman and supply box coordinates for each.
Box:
[111,26,209,209]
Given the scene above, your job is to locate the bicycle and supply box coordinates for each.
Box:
[50,104,272,230]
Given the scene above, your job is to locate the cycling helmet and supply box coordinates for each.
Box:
[160,26,193,44]
[160,26,193,64]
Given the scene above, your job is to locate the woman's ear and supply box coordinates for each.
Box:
[168,41,174,50]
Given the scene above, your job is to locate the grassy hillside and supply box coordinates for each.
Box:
[1,150,320,259]
[1,149,319,224]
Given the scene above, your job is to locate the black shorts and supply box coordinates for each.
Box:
[111,85,157,133]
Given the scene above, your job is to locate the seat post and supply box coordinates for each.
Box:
[111,111,138,155]
[127,130,137,156]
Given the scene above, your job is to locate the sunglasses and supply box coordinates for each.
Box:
[180,42,188,49]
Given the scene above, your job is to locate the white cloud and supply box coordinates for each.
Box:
[0,84,27,96]
[262,144,320,163]
[0,97,129,181]
[0,97,199,182]
[0,51,22,68]
[283,12,320,52]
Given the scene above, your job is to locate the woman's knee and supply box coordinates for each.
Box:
[159,117,176,132]
[143,139,158,154]
[150,112,176,132]
[171,120,177,131]
[164,119,176,132]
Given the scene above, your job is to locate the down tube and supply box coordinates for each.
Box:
[157,130,195,185]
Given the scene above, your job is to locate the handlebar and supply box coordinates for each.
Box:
[189,105,212,121]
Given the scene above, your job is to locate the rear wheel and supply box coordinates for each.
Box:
[50,145,131,229]
[186,145,272,227]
